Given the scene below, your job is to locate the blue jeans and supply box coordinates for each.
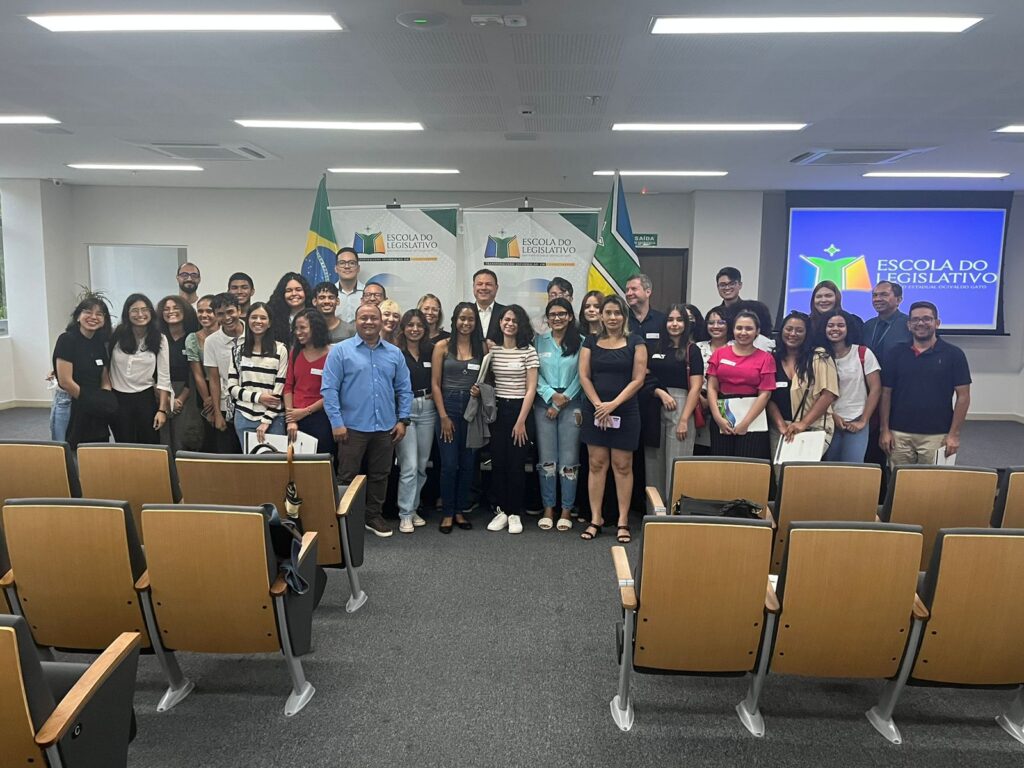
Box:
[533,399,581,510]
[395,396,437,519]
[50,388,72,442]
[233,410,286,450]
[824,424,870,463]
[437,390,477,517]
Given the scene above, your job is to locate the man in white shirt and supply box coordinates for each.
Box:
[204,293,245,453]
[473,268,506,342]
[335,247,365,323]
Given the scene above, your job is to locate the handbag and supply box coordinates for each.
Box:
[671,495,763,520]
[259,503,309,595]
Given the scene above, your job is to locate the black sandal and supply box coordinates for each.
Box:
[617,525,632,544]
[580,522,603,541]
[439,518,454,535]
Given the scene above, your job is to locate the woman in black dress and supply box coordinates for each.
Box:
[578,295,647,543]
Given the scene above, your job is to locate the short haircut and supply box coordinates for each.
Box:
[178,262,200,275]
[472,268,498,284]
[875,280,904,299]
[356,302,382,317]
[211,292,239,311]
[228,272,254,289]
[716,267,742,284]
[626,273,652,291]
[336,246,359,260]
[314,281,339,297]
[908,300,938,318]
[379,298,401,316]
[547,276,573,296]
[363,281,387,299]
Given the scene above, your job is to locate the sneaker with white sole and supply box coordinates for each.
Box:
[365,516,394,538]
[411,513,427,527]
[507,514,523,534]
[487,509,509,531]
[399,518,415,534]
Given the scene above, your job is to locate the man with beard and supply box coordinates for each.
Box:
[177,262,201,306]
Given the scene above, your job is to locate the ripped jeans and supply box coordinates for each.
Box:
[533,398,581,510]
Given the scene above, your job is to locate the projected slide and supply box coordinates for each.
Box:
[784,207,1007,331]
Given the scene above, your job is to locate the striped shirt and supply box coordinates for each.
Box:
[227,341,288,425]
[490,345,539,399]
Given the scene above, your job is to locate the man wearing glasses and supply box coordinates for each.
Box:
[335,246,365,323]
[712,266,774,352]
[177,263,201,306]
[879,301,971,465]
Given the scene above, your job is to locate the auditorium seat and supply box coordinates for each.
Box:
[609,514,774,731]
[737,521,924,738]
[0,615,141,768]
[993,467,1024,528]
[175,450,368,612]
[770,462,881,572]
[867,527,1024,745]
[646,456,772,515]
[879,465,998,569]
[138,503,319,715]
[77,443,181,542]
[0,440,80,504]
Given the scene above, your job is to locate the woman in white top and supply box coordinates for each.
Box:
[228,302,289,448]
[484,304,540,535]
[822,309,881,463]
[108,293,172,444]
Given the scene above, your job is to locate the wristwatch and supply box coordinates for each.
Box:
[400,418,411,426]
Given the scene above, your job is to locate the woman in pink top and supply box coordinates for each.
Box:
[706,310,776,459]
[284,309,333,456]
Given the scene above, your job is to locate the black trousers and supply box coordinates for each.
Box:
[489,398,534,516]
[708,419,770,460]
[112,388,160,444]
[213,411,242,454]
[338,429,394,522]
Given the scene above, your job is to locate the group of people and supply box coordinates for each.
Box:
[49,251,972,544]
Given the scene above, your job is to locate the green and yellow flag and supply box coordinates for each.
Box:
[300,175,339,287]
[587,173,640,297]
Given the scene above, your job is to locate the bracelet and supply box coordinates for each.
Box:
[158,409,169,415]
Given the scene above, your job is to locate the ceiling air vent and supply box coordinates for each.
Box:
[791,148,935,166]
[504,132,538,141]
[136,142,275,161]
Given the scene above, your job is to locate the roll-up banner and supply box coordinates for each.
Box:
[462,209,600,329]
[329,205,460,321]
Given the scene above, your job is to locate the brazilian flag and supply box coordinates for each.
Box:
[300,175,338,287]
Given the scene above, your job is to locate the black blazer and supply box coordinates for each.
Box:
[481,301,507,343]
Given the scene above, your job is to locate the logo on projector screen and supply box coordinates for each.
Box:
[797,244,873,292]
[485,234,521,259]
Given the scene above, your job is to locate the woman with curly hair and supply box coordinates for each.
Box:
[268,272,314,346]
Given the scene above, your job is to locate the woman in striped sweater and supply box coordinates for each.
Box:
[228,301,288,448]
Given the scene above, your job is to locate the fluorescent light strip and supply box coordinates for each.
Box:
[994,125,1024,133]
[651,16,981,34]
[67,164,203,171]
[863,171,1008,179]
[593,170,727,177]
[28,14,341,32]
[612,122,806,132]
[237,119,423,131]
[0,115,60,124]
[329,167,459,174]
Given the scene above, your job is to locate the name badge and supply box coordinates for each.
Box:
[95,359,104,366]
[539,351,552,358]
[423,361,432,368]
[721,358,737,366]
[651,353,666,360]
[776,380,789,388]
[467,363,481,371]
[645,332,660,339]
[310,368,323,376]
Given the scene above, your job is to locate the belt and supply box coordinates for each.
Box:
[413,387,432,398]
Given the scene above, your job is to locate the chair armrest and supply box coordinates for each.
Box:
[765,580,780,613]
[912,593,929,620]
[296,531,318,566]
[0,568,14,588]
[270,574,288,597]
[134,570,150,591]
[337,475,367,518]
[645,486,667,515]
[611,546,637,610]
[35,632,142,748]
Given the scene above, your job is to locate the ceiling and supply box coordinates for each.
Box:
[2,0,1024,193]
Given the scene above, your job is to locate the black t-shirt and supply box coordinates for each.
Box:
[53,329,109,390]
[167,333,190,381]
[647,343,704,390]
[882,338,972,435]
[771,367,794,422]
[403,341,435,392]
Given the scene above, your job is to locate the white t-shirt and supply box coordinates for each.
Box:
[204,327,245,412]
[833,344,880,420]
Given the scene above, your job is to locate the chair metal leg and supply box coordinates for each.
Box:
[274,594,315,716]
[138,589,194,711]
[736,612,776,737]
[996,686,1024,745]
[609,609,636,731]
[45,745,65,768]
[866,616,925,745]
[339,517,367,613]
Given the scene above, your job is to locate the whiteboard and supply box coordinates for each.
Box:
[88,245,186,317]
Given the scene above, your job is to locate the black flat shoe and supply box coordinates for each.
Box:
[439,519,454,534]
[455,515,473,530]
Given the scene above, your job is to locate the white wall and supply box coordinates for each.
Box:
[689,191,765,312]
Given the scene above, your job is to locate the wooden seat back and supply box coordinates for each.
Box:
[0,441,79,504]
[771,522,922,679]
[995,468,1024,529]
[141,504,280,654]
[0,621,49,766]
[771,462,881,572]
[669,457,771,510]
[2,499,150,650]
[176,452,343,566]
[77,443,179,542]
[883,466,998,569]
[912,529,1024,685]
[634,515,773,673]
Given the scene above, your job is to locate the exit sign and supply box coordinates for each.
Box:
[634,233,658,248]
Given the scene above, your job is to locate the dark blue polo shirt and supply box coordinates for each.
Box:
[881,338,971,435]
[629,307,666,347]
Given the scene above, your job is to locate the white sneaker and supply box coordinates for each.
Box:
[487,509,509,531]
[399,518,415,534]
[507,515,523,534]
[411,513,427,527]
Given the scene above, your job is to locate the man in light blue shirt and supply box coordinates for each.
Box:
[322,303,413,537]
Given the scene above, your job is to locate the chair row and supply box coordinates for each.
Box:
[1,498,320,717]
[610,516,1024,746]
[645,456,1024,571]
[0,440,369,612]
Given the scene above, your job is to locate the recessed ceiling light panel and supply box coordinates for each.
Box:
[329,167,459,174]
[236,119,423,131]
[651,16,982,34]
[28,14,342,32]
[863,171,1008,179]
[593,170,728,177]
[67,163,204,171]
[0,115,60,124]
[994,125,1024,133]
[612,122,807,132]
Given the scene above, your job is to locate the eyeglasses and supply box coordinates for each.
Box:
[177,271,199,280]
[129,308,151,317]
[717,280,739,289]
[363,293,384,300]
[909,317,936,325]
[547,312,569,320]
[707,319,727,327]
[337,260,358,268]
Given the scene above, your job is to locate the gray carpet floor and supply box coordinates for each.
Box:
[3,408,1024,767]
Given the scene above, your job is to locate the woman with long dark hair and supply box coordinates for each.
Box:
[228,302,288,447]
[822,309,881,463]
[284,308,333,454]
[767,310,840,460]
[156,295,203,452]
[579,290,604,337]
[268,272,314,346]
[53,293,114,448]
[431,302,485,533]
[684,303,709,343]
[108,293,172,444]
[395,309,436,533]
[809,279,863,343]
